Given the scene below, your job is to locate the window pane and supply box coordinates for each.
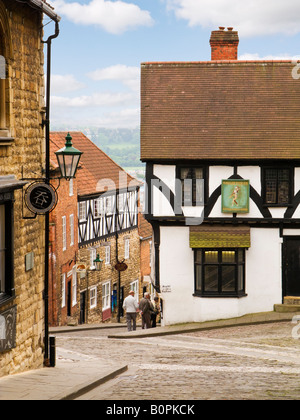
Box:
[222,266,236,292]
[195,265,202,292]
[204,251,218,264]
[238,265,244,291]
[180,168,190,179]
[265,169,277,204]
[222,251,235,263]
[193,168,203,179]
[204,266,218,291]
[278,181,289,203]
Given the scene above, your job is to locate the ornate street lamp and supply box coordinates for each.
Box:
[55,133,83,180]
[93,254,103,272]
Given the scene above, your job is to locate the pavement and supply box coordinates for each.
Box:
[1,310,300,400]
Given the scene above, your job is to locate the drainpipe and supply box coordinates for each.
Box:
[42,21,60,367]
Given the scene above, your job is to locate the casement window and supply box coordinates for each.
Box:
[178,167,204,206]
[62,216,67,251]
[90,286,97,309]
[94,197,103,219]
[105,245,110,265]
[61,273,66,308]
[194,249,246,297]
[263,167,292,205]
[70,214,74,246]
[124,238,130,259]
[72,266,77,306]
[90,248,96,270]
[102,282,110,311]
[105,196,112,215]
[79,202,86,221]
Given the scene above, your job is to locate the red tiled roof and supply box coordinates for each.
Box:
[141,60,300,161]
[138,213,152,239]
[50,132,141,196]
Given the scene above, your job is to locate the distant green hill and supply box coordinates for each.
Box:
[51,126,143,169]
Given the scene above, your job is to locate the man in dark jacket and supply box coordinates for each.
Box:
[139,292,153,329]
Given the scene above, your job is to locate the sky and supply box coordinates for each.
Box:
[44,0,300,130]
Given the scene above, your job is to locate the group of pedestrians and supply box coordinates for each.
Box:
[122,290,160,332]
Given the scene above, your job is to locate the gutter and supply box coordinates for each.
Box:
[26,0,61,22]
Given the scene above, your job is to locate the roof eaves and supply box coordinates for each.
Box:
[26,0,61,22]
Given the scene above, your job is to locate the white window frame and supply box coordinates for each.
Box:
[61,273,66,308]
[62,216,67,251]
[79,202,86,222]
[70,214,74,246]
[90,286,97,309]
[130,279,139,301]
[102,282,110,311]
[90,248,97,270]
[94,197,103,219]
[72,266,77,306]
[105,245,110,265]
[124,238,130,259]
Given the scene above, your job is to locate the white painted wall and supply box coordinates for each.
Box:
[159,226,282,326]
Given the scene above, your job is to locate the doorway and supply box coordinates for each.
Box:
[283,238,300,297]
[80,291,86,324]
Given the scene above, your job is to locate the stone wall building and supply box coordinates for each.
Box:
[0,0,59,377]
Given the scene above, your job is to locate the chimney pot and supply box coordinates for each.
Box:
[219,26,225,31]
[227,27,233,31]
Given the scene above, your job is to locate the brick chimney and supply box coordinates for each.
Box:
[210,27,239,60]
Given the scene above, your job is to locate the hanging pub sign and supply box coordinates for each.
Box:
[115,261,128,272]
[25,182,58,214]
[221,179,250,214]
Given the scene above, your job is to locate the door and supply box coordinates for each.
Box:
[80,292,86,324]
[283,238,300,297]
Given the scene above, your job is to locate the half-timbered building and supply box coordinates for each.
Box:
[50,132,141,325]
[141,27,300,325]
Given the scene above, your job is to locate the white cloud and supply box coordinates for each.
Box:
[51,74,85,94]
[165,0,300,37]
[239,53,300,60]
[87,64,140,92]
[51,91,136,108]
[51,0,154,34]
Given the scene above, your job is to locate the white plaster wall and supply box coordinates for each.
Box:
[159,227,282,325]
[209,166,233,195]
[152,165,176,217]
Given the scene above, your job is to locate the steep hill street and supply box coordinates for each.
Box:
[54,321,300,400]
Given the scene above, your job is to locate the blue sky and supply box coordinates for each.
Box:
[45,0,300,129]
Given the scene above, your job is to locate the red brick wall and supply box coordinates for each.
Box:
[49,176,79,326]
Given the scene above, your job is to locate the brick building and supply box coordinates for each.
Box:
[50,132,142,325]
[0,0,59,377]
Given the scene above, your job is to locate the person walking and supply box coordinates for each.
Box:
[139,292,152,329]
[151,296,160,328]
[122,290,139,332]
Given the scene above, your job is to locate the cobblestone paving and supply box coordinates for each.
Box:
[55,322,300,400]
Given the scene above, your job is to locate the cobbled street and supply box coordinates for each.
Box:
[55,322,300,400]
